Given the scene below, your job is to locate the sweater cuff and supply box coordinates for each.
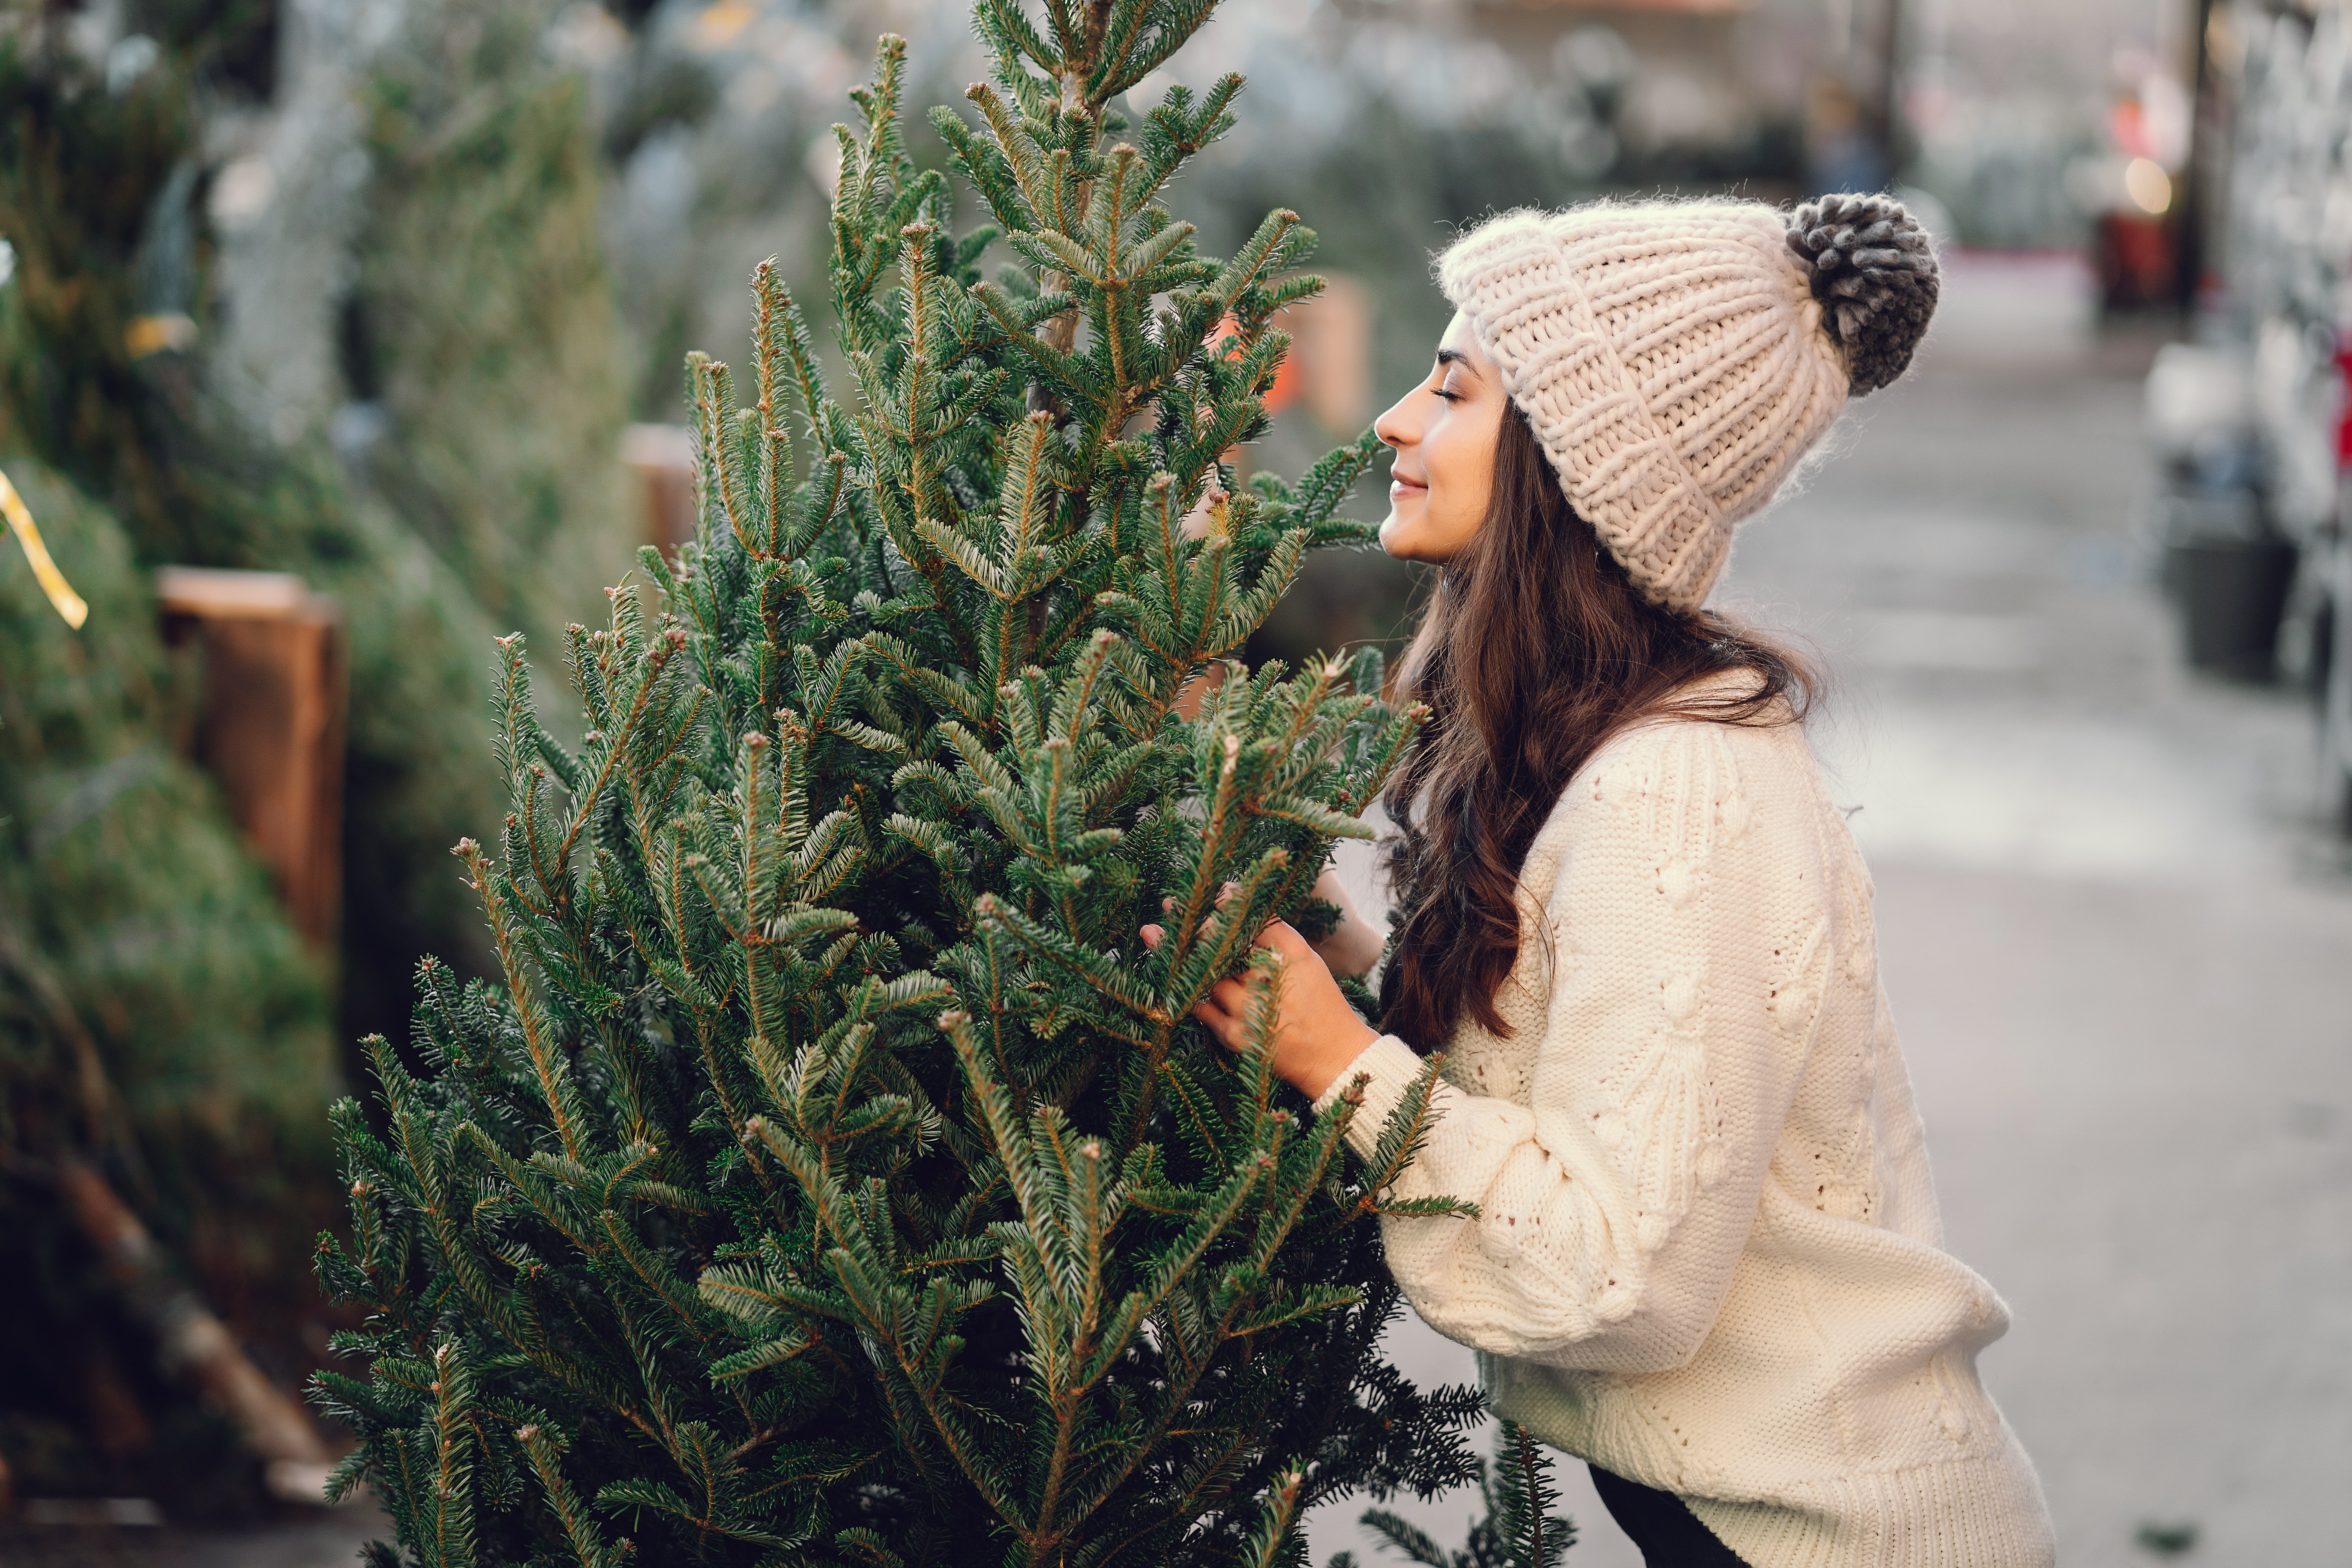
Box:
[1310,1034,1442,1163]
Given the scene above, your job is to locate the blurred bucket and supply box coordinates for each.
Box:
[2166,533,2298,681]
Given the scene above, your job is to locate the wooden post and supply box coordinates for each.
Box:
[622,422,698,554]
[154,568,347,951]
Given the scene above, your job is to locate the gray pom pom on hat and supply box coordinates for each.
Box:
[1784,192,1940,395]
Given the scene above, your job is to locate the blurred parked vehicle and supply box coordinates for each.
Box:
[2082,69,2192,314]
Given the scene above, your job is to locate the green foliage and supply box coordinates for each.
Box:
[0,461,336,1167]
[0,34,358,1504]
[0,11,646,1049]
[0,9,633,1506]
[1351,1424,1577,1568]
[0,36,197,545]
[338,0,651,1034]
[0,461,339,1502]
[355,2,639,645]
[0,27,502,1049]
[318,5,1483,1564]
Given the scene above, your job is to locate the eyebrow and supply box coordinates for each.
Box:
[1435,348,1478,376]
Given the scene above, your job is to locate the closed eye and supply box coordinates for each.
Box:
[1432,348,1476,403]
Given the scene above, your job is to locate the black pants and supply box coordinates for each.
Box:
[1589,1466,1749,1567]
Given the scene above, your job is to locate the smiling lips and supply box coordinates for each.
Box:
[1390,475,1428,498]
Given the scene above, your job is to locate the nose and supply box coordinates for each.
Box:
[1374,385,1417,451]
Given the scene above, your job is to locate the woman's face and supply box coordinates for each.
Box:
[1374,311,1508,564]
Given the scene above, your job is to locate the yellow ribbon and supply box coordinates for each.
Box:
[0,466,89,629]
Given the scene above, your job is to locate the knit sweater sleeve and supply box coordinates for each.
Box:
[1312,719,1833,1375]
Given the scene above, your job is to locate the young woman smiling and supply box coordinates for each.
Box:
[1147,197,2056,1566]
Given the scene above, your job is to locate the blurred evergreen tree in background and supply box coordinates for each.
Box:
[0,0,638,1510]
[352,0,638,652]
[0,460,339,1518]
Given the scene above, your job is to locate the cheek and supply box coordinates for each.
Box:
[1426,425,1494,543]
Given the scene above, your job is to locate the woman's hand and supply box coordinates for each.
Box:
[1304,865,1387,979]
[1139,912,1378,1101]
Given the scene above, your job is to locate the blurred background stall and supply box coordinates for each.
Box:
[3,0,2348,1561]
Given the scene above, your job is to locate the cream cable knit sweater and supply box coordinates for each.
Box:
[1312,707,2054,1568]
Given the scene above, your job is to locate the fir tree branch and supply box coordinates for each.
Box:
[454,840,587,1163]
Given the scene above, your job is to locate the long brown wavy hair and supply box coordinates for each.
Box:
[1377,405,1819,1049]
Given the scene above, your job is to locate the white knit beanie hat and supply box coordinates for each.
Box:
[1435,192,1939,613]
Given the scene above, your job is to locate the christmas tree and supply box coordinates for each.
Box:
[1342,1423,1577,1568]
[0,460,340,1516]
[0,0,644,1055]
[316,3,1489,1563]
[0,28,358,1509]
[350,0,641,673]
[0,2,641,1510]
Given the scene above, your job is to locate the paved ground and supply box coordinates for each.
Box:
[0,1506,392,1567]
[1306,255,2352,1567]
[15,259,2346,1567]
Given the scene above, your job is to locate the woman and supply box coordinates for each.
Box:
[1147,196,2056,1566]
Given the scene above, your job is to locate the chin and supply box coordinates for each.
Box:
[1380,522,1445,564]
[1378,511,1417,559]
